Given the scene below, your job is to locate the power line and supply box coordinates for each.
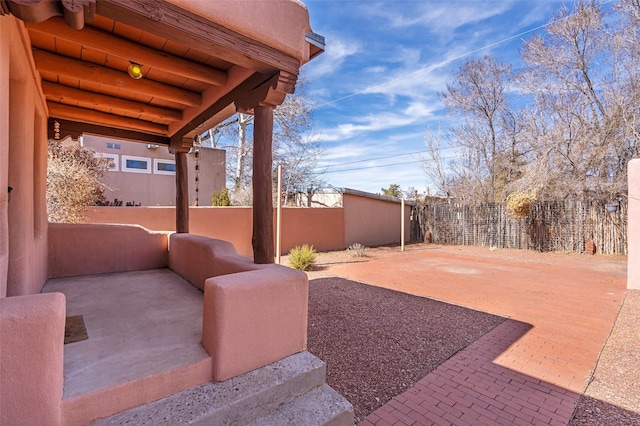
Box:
[321,153,460,174]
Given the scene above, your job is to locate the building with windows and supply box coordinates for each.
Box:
[82,134,226,206]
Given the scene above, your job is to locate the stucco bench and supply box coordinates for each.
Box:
[168,233,308,381]
[46,224,308,382]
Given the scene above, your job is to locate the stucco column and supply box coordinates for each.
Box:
[0,19,10,297]
[175,150,189,233]
[252,105,275,264]
[628,159,639,290]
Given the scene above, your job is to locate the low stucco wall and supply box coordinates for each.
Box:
[48,223,169,278]
[0,292,65,426]
[169,233,308,382]
[343,192,411,247]
[86,206,346,257]
[629,159,639,290]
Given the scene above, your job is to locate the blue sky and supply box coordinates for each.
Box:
[301,0,575,195]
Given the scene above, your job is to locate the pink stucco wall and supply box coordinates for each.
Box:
[628,159,639,290]
[1,17,49,297]
[86,206,346,257]
[343,192,412,248]
[167,0,314,63]
[48,223,169,278]
[1,292,66,426]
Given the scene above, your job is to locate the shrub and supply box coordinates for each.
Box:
[212,187,231,206]
[47,140,111,223]
[288,244,316,271]
[346,243,369,257]
[505,191,536,218]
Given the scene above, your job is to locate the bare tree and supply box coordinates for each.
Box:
[202,75,324,205]
[517,0,639,201]
[439,55,516,202]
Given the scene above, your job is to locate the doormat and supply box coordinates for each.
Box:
[65,315,88,344]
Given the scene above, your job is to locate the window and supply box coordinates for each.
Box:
[106,142,121,149]
[96,153,119,171]
[122,155,151,174]
[154,159,176,175]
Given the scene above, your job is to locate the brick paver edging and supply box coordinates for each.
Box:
[360,320,581,426]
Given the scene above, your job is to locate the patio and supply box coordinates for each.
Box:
[43,269,209,402]
[302,243,633,425]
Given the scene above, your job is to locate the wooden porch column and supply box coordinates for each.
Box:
[236,71,299,263]
[170,137,194,234]
[175,150,189,233]
[252,105,274,264]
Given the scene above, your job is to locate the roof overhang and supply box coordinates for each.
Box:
[1,0,324,148]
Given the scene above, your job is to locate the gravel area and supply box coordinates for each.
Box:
[306,277,506,423]
[570,290,640,425]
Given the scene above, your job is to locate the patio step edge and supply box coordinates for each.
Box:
[245,384,355,426]
[92,350,331,425]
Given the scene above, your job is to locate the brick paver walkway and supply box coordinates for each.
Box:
[360,320,580,426]
[310,245,628,426]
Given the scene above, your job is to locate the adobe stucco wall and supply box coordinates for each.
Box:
[343,192,411,248]
[86,206,346,257]
[628,159,639,290]
[1,17,49,297]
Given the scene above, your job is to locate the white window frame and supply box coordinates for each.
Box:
[122,155,151,174]
[154,158,176,175]
[95,152,119,172]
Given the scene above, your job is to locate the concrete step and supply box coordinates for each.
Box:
[246,384,354,426]
[93,351,335,425]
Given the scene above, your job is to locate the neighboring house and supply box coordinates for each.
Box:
[82,134,226,206]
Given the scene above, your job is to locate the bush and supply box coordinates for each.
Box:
[346,243,369,257]
[212,187,231,206]
[47,141,111,223]
[288,244,316,271]
[505,191,535,218]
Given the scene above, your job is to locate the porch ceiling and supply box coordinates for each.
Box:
[3,0,323,148]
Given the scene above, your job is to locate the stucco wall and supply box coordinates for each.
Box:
[343,192,411,248]
[629,159,639,290]
[1,17,48,297]
[86,206,346,257]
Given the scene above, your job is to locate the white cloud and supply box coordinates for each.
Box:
[304,34,360,79]
[380,2,515,32]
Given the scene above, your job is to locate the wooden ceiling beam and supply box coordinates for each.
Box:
[170,71,268,144]
[41,81,182,121]
[96,0,301,75]
[49,117,170,145]
[26,18,228,86]
[48,102,169,135]
[33,49,201,107]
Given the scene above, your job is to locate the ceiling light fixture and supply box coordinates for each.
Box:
[127,62,144,79]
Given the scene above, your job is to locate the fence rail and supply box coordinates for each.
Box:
[411,199,627,255]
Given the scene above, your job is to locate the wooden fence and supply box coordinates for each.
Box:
[411,199,627,255]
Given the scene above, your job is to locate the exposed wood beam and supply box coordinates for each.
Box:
[170,71,268,144]
[96,0,301,75]
[48,117,170,145]
[26,18,228,86]
[33,49,201,107]
[4,0,95,29]
[41,81,182,122]
[48,102,168,135]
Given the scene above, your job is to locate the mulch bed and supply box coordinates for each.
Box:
[307,277,506,422]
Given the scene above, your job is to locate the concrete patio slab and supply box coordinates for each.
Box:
[43,269,209,400]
